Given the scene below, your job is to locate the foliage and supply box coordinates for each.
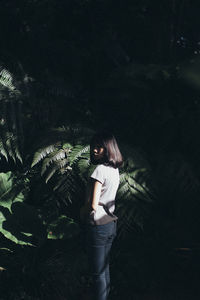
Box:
[31,129,91,183]
[116,149,157,238]
[0,67,23,164]
[30,125,158,227]
[0,0,200,298]
[30,126,93,224]
[0,171,46,246]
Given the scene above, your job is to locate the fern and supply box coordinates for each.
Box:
[41,145,89,183]
[45,163,60,183]
[31,128,158,234]
[68,145,90,166]
[30,125,158,233]
[31,145,58,167]
[0,129,23,163]
[0,67,23,163]
[31,126,92,179]
[0,68,15,91]
[45,160,72,183]
[41,149,67,176]
[0,171,46,246]
[0,140,8,161]
[115,147,157,238]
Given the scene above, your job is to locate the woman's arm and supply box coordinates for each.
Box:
[80,179,102,221]
[90,179,102,211]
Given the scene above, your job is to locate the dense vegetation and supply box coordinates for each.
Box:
[0,1,200,299]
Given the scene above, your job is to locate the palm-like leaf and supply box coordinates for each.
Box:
[116,147,157,238]
[0,68,16,91]
[31,126,93,183]
[0,172,46,246]
[68,145,90,166]
[0,67,23,163]
[31,145,58,168]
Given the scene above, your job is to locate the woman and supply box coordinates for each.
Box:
[81,131,123,300]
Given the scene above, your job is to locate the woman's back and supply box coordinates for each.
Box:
[89,164,119,225]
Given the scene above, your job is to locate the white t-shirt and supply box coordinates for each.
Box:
[89,164,120,225]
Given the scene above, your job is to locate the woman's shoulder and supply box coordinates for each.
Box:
[101,164,119,175]
[92,164,119,175]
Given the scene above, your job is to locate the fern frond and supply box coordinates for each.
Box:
[10,134,23,164]
[54,172,83,206]
[76,157,91,183]
[0,140,8,161]
[14,146,23,164]
[60,159,71,171]
[41,150,67,176]
[5,132,16,163]
[116,151,157,238]
[0,129,23,164]
[45,159,70,183]
[0,68,15,91]
[31,145,57,167]
[0,86,24,163]
[68,145,90,166]
[45,164,59,183]
[53,176,68,191]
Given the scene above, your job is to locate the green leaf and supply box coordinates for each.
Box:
[0,172,46,245]
[31,144,57,167]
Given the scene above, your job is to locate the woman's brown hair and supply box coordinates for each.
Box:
[90,131,123,168]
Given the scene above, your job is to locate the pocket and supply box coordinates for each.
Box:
[107,221,117,239]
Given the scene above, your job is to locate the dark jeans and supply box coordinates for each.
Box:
[85,221,117,300]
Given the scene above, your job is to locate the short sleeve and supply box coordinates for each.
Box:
[90,165,105,184]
